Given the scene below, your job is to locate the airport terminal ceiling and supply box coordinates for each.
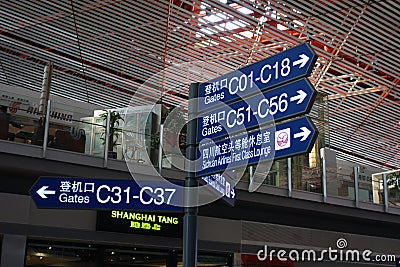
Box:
[0,0,399,169]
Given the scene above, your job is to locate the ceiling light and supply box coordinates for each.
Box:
[277,24,288,30]
[204,14,226,23]
[239,31,253,38]
[237,7,253,14]
[200,28,215,35]
[225,21,240,30]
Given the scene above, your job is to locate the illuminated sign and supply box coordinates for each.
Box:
[196,116,318,176]
[197,78,316,141]
[199,170,236,206]
[198,43,317,111]
[30,177,183,211]
[96,210,183,238]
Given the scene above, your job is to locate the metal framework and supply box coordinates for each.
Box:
[0,0,399,169]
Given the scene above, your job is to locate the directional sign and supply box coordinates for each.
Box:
[197,78,317,142]
[198,43,317,111]
[30,177,182,211]
[198,170,236,206]
[196,116,318,177]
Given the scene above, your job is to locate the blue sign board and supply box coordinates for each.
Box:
[198,170,236,206]
[30,177,182,211]
[198,43,317,111]
[196,116,318,176]
[197,78,316,142]
[396,258,400,267]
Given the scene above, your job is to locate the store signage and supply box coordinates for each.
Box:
[96,210,183,238]
[30,177,182,211]
[196,116,318,176]
[197,78,316,141]
[198,43,317,111]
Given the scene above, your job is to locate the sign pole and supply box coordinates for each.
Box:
[183,82,200,267]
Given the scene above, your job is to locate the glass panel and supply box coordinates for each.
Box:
[291,153,322,193]
[1,85,109,157]
[249,159,288,188]
[0,97,44,146]
[358,170,376,204]
[386,171,400,207]
[47,117,105,156]
[124,110,158,164]
[371,173,384,205]
[105,249,168,267]
[328,160,355,200]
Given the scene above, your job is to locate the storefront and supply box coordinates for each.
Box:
[25,240,232,267]
[22,209,232,267]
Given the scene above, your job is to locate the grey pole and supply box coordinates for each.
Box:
[288,157,292,197]
[103,110,110,168]
[353,166,359,208]
[159,124,164,172]
[383,173,389,212]
[183,82,199,267]
[321,148,327,202]
[42,99,51,158]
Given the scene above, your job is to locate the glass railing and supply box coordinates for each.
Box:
[291,154,322,193]
[386,172,400,207]
[369,173,384,205]
[249,159,288,189]
[1,90,398,212]
[0,105,45,146]
[46,117,105,157]
[326,163,355,200]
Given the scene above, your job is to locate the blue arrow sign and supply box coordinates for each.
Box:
[30,177,182,211]
[198,170,236,206]
[198,43,317,111]
[197,78,317,142]
[196,116,318,177]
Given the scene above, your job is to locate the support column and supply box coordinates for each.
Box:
[183,82,199,267]
[0,234,27,267]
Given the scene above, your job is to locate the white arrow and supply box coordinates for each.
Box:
[230,188,235,198]
[290,90,307,104]
[37,186,56,199]
[292,54,309,68]
[294,127,311,141]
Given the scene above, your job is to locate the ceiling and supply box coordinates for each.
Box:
[0,0,399,170]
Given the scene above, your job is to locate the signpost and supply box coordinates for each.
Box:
[184,43,318,267]
[30,177,182,211]
[196,116,318,176]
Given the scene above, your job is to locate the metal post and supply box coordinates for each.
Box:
[320,148,327,202]
[103,110,110,168]
[383,173,389,212]
[35,62,53,145]
[38,62,53,116]
[42,99,51,158]
[249,165,253,184]
[354,166,359,208]
[158,124,164,172]
[183,83,199,267]
[288,157,292,197]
